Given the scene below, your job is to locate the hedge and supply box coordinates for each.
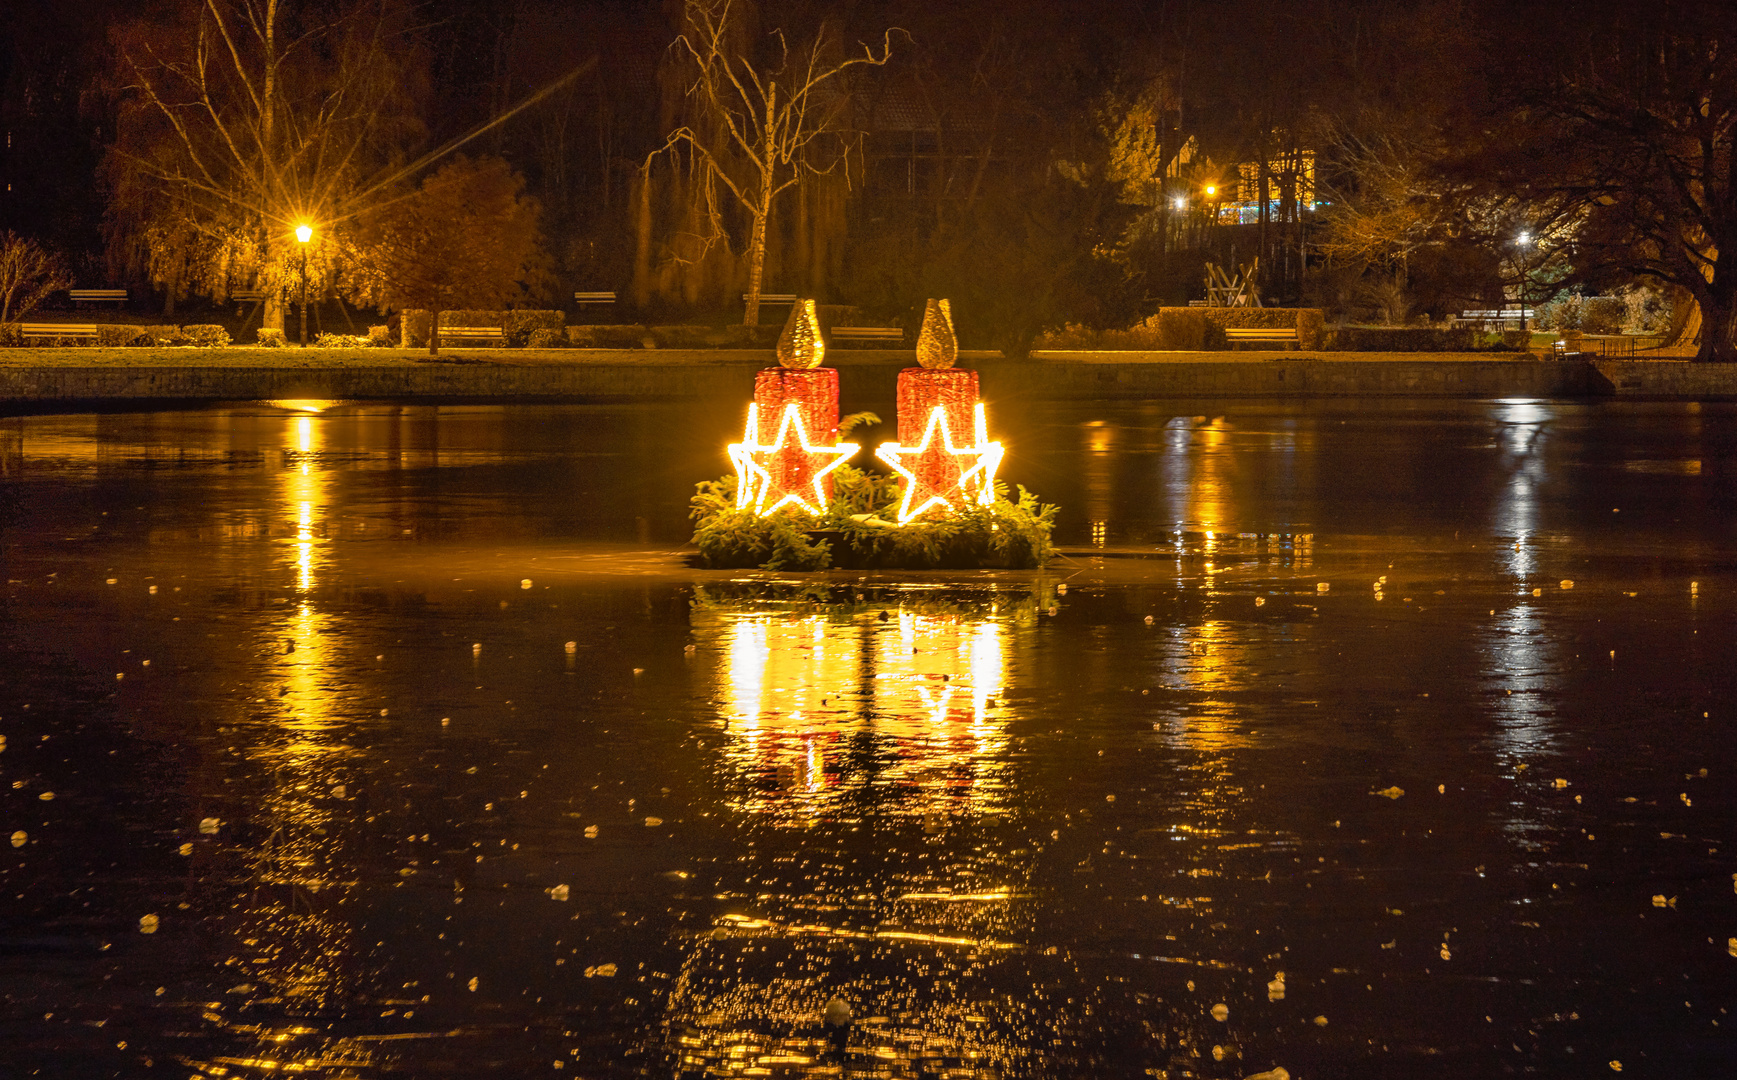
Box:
[1322,325,1479,352]
[1038,308,1327,350]
[400,309,564,348]
[565,324,650,348]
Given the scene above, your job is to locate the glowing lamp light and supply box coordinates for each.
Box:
[875,403,1003,523]
[729,402,858,516]
[1204,184,1217,197]
[1172,196,1187,210]
[295,224,313,244]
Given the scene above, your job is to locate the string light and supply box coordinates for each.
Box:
[875,402,1003,523]
[728,402,858,516]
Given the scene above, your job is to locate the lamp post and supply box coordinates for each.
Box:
[295,224,312,346]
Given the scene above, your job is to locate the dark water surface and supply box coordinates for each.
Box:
[1,399,1734,1079]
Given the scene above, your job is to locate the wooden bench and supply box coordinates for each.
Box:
[744,293,796,306]
[1224,327,1299,347]
[69,289,128,306]
[231,289,269,303]
[574,291,616,306]
[21,323,100,341]
[438,325,503,344]
[831,326,904,343]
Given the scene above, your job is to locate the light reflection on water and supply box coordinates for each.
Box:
[0,399,1734,1078]
[677,589,1039,1077]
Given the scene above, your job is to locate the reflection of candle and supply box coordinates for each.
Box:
[710,602,1012,818]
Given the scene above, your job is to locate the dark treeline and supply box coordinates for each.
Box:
[2,0,1732,358]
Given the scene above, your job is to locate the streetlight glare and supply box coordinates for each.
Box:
[1519,231,1532,245]
[1172,197,1186,210]
[1204,185,1216,197]
[295,224,313,244]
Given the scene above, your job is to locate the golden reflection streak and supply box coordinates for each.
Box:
[185,404,372,1073]
[710,601,1011,819]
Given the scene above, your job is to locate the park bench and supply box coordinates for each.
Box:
[231,288,269,303]
[744,293,796,307]
[1224,326,1299,348]
[438,325,503,345]
[69,289,128,306]
[21,323,100,341]
[574,291,616,307]
[831,326,904,344]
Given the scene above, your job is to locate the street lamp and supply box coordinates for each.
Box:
[295,224,312,346]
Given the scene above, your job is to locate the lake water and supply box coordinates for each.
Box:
[0,398,1733,1078]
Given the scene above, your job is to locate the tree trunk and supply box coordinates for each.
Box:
[1695,278,1736,362]
[743,201,769,327]
[631,168,652,309]
[429,309,441,356]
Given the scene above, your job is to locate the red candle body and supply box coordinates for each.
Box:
[753,366,840,504]
[896,367,980,499]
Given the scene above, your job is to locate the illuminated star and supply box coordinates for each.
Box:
[874,403,1003,523]
[728,402,858,516]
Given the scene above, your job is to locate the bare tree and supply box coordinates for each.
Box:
[650,0,897,326]
[104,0,425,325]
[0,233,72,324]
[1464,2,1736,361]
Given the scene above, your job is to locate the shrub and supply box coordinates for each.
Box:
[257,327,286,347]
[1536,293,1581,331]
[367,324,394,347]
[0,322,22,347]
[182,324,231,347]
[502,309,563,347]
[1579,296,1625,335]
[97,325,149,347]
[137,324,187,346]
[1619,285,1672,334]
[526,327,567,348]
[1323,325,1477,351]
[1502,329,1535,350]
[314,332,371,348]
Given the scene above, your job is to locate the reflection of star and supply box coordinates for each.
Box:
[874,403,1003,523]
[729,402,858,516]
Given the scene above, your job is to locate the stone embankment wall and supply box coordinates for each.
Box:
[2,352,1735,410]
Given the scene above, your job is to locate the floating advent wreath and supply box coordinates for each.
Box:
[692,298,1056,570]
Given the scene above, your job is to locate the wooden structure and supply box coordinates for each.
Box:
[1203,260,1261,307]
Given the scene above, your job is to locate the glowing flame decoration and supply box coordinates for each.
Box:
[729,401,859,516]
[875,402,1003,523]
